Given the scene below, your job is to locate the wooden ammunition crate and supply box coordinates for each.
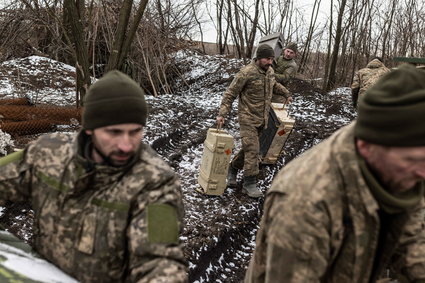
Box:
[259,103,295,164]
[197,128,234,195]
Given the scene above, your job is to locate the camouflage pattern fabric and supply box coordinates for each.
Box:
[218,60,290,128]
[351,59,390,101]
[0,131,187,283]
[245,122,425,283]
[231,124,263,177]
[274,56,298,85]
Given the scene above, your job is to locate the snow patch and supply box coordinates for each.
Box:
[0,130,14,155]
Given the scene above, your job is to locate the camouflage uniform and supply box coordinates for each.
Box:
[274,56,298,85]
[245,123,425,283]
[0,131,187,283]
[351,59,390,102]
[218,60,290,177]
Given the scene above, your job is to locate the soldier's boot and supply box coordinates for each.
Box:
[242,175,263,198]
[227,165,238,187]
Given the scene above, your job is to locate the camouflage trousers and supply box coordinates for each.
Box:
[231,124,264,177]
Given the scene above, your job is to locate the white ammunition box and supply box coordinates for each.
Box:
[197,128,234,195]
[260,103,295,164]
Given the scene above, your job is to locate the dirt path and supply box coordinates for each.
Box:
[144,78,356,282]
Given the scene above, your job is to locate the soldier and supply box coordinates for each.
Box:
[274,42,298,85]
[245,64,425,282]
[351,57,390,108]
[0,70,187,282]
[216,44,292,198]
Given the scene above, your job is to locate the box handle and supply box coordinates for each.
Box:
[217,142,226,153]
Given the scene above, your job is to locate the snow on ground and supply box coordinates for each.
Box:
[0,130,14,155]
[0,51,356,282]
[0,56,88,106]
[147,51,356,282]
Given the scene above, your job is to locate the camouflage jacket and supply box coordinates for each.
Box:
[245,123,425,283]
[219,60,290,128]
[351,59,390,100]
[0,132,187,283]
[274,56,298,85]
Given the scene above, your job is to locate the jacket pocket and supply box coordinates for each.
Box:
[91,198,129,250]
[77,211,97,254]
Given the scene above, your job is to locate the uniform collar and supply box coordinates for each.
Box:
[357,150,423,214]
[74,130,140,174]
[332,122,381,216]
[251,60,272,75]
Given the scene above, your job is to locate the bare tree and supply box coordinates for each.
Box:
[227,0,246,59]
[322,0,333,90]
[325,0,347,91]
[244,0,260,58]
[3,0,425,93]
[192,1,206,53]
[215,0,230,54]
[276,0,292,34]
[106,0,149,72]
[63,0,91,104]
[299,0,321,73]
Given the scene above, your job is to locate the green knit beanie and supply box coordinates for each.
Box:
[83,70,148,130]
[256,44,274,59]
[285,42,298,53]
[355,64,425,146]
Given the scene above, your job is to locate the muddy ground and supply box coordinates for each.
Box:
[0,52,356,282]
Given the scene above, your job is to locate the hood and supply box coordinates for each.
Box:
[367,58,385,69]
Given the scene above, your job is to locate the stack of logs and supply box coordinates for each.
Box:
[0,97,82,135]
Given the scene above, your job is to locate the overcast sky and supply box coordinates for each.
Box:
[200,0,331,43]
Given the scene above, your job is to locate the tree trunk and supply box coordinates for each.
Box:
[105,0,148,73]
[245,0,260,58]
[117,0,149,70]
[216,0,226,54]
[325,0,347,91]
[63,0,91,106]
[299,0,321,73]
[105,0,133,72]
[322,0,333,90]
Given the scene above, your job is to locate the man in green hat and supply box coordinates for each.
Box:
[216,44,292,198]
[245,64,425,282]
[274,42,298,85]
[0,70,187,282]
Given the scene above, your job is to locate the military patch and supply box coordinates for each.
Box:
[147,204,178,244]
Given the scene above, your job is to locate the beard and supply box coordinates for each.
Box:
[260,64,271,71]
[108,150,135,166]
[91,135,136,167]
